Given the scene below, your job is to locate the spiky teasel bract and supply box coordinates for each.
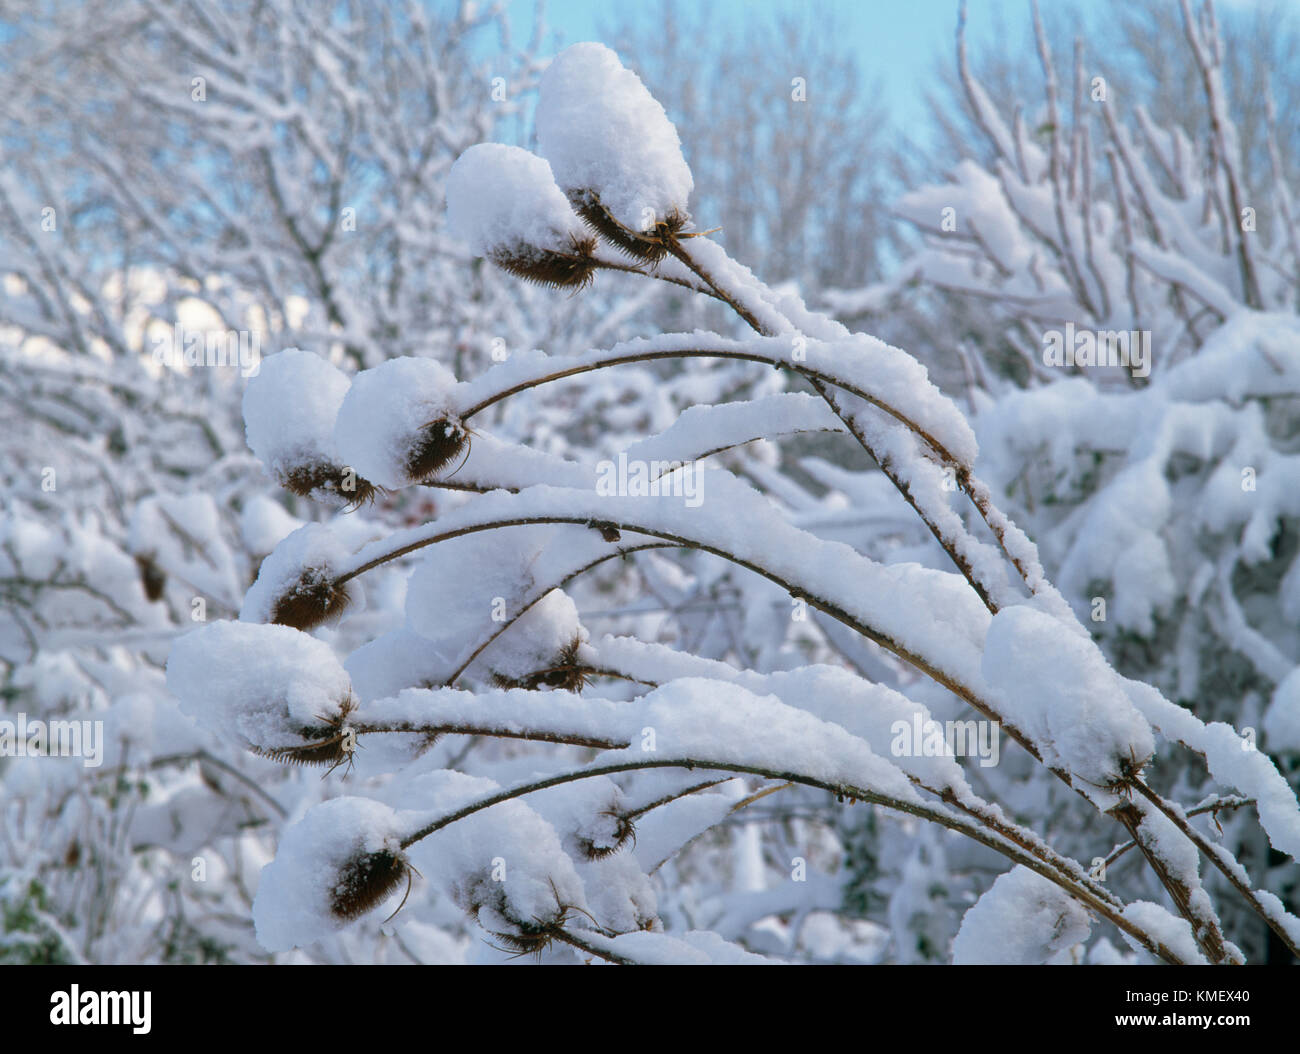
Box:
[281,458,378,510]
[268,566,353,631]
[404,417,471,483]
[570,189,690,264]
[489,231,598,290]
[577,805,637,861]
[1086,742,1152,803]
[491,635,591,693]
[251,692,358,770]
[329,845,415,923]
[473,878,601,961]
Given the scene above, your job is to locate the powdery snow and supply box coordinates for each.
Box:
[951,866,1091,964]
[446,143,588,257]
[332,356,461,490]
[1120,901,1209,964]
[536,43,693,230]
[166,619,353,754]
[981,604,1155,787]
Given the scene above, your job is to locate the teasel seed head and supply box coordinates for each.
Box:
[488,232,598,291]
[251,692,358,768]
[491,635,591,694]
[280,458,379,510]
[268,566,353,631]
[570,190,687,264]
[329,846,414,922]
[577,806,637,861]
[404,417,470,483]
[135,552,167,602]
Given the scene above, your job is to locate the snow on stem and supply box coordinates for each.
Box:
[390,753,1190,964]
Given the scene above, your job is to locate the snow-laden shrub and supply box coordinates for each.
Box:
[825,0,1300,960]
[174,26,1300,965]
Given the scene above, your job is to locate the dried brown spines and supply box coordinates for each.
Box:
[489,232,598,290]
[470,878,596,961]
[491,636,590,694]
[281,459,378,510]
[268,568,353,631]
[577,807,637,861]
[570,190,688,264]
[252,693,358,769]
[405,418,470,482]
[483,913,574,959]
[329,846,412,922]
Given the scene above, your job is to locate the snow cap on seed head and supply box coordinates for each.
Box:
[240,522,354,631]
[166,619,355,764]
[536,43,693,234]
[253,797,411,951]
[447,143,598,290]
[333,356,466,489]
[405,528,591,690]
[242,349,375,507]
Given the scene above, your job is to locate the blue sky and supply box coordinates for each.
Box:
[500,0,1036,136]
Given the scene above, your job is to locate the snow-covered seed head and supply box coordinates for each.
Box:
[472,878,587,960]
[243,349,374,508]
[241,524,353,631]
[489,231,598,290]
[281,460,378,510]
[577,806,637,861]
[268,568,352,632]
[251,797,408,950]
[333,357,464,489]
[484,915,571,960]
[405,417,470,483]
[490,632,591,694]
[166,620,356,764]
[536,43,693,241]
[330,847,413,922]
[447,143,596,290]
[253,693,357,769]
[135,552,166,602]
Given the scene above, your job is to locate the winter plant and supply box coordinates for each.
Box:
[828,0,1300,960]
[165,37,1300,964]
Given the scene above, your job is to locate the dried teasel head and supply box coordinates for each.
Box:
[280,458,378,510]
[268,567,352,631]
[242,523,353,630]
[251,692,357,769]
[476,880,599,961]
[488,232,598,291]
[492,635,591,694]
[167,620,359,778]
[329,846,414,923]
[251,797,410,950]
[577,806,637,861]
[243,350,361,507]
[332,356,463,492]
[570,190,689,264]
[447,143,597,293]
[483,913,575,960]
[404,417,470,483]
